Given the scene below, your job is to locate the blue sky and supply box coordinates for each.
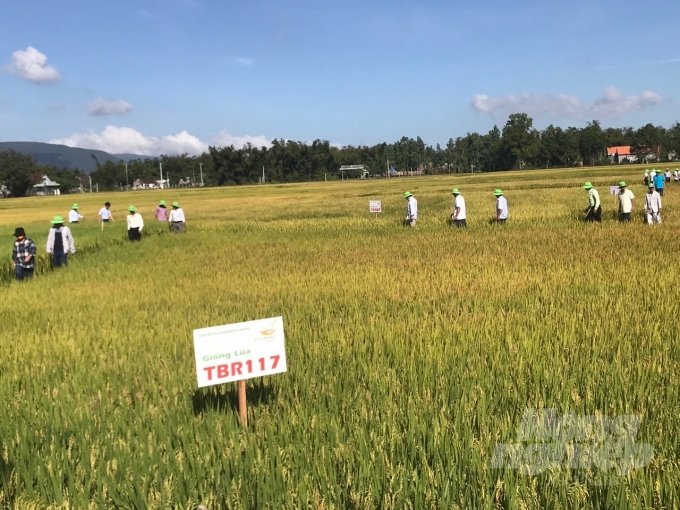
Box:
[1,0,679,155]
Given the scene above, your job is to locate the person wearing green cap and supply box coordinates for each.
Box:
[583,182,601,223]
[155,200,168,222]
[46,216,76,267]
[126,206,144,241]
[168,201,186,233]
[618,182,635,222]
[68,203,83,224]
[450,189,466,228]
[404,192,418,227]
[494,189,508,224]
[644,183,662,224]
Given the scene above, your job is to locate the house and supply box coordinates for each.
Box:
[339,165,370,179]
[133,178,157,190]
[607,146,636,164]
[0,185,10,198]
[33,175,61,195]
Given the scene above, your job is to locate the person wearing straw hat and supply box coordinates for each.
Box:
[644,183,662,224]
[155,200,169,222]
[11,227,36,281]
[583,182,601,223]
[126,206,144,242]
[450,189,466,228]
[404,192,418,227]
[68,203,83,224]
[168,201,186,233]
[494,189,508,224]
[617,182,635,222]
[46,216,76,268]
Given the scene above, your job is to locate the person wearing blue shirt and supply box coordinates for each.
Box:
[653,171,665,196]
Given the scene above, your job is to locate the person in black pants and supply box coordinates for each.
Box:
[126,205,144,241]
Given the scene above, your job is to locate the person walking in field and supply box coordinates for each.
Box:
[155,200,168,222]
[583,182,602,222]
[644,170,649,187]
[127,206,144,241]
[644,183,662,224]
[674,169,679,183]
[12,227,36,281]
[665,170,671,184]
[494,189,508,224]
[68,204,83,223]
[404,192,418,227]
[168,202,186,233]
[46,216,76,268]
[98,202,115,224]
[618,182,635,222]
[654,170,665,196]
[450,189,466,227]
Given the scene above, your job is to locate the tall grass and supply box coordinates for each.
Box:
[1,164,679,509]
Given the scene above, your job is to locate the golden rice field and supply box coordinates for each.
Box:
[1,164,680,509]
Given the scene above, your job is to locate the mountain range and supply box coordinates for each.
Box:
[0,142,152,173]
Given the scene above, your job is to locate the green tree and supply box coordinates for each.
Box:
[0,150,35,197]
[501,113,540,169]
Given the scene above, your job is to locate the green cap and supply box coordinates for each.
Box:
[493,189,503,196]
[172,201,179,207]
[51,215,64,224]
[648,183,655,188]
[451,188,460,195]
[645,170,649,174]
[404,192,412,198]
[72,203,78,209]
[583,182,593,189]
[159,200,165,205]
[619,181,627,187]
[128,205,137,212]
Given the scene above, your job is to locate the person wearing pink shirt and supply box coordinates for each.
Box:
[155,200,168,222]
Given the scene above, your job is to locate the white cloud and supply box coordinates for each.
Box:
[50,126,209,156]
[2,46,60,83]
[50,126,274,155]
[48,102,64,111]
[213,130,270,149]
[471,87,662,120]
[237,57,254,66]
[88,98,133,116]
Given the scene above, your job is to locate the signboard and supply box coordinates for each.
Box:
[194,316,287,388]
[369,200,382,213]
[610,186,620,195]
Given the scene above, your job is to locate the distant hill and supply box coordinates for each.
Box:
[0,142,151,173]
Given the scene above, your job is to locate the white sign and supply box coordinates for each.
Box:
[610,186,620,195]
[369,200,382,213]
[193,316,287,388]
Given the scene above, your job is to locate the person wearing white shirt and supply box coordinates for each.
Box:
[644,183,662,224]
[126,205,144,241]
[46,216,76,267]
[617,181,635,222]
[450,188,467,228]
[665,170,672,183]
[404,192,418,227]
[674,170,679,183]
[68,204,83,223]
[494,189,508,224]
[98,202,115,224]
[168,201,186,233]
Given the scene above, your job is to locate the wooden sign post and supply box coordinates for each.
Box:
[193,317,287,428]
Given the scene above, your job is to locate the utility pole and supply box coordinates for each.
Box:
[125,163,128,190]
[199,162,204,187]
[160,163,163,189]
[262,165,265,184]
[89,174,92,193]
[192,167,196,186]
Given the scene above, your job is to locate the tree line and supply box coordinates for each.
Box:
[2,113,680,196]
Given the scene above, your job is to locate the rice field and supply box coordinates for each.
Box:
[1,164,680,509]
